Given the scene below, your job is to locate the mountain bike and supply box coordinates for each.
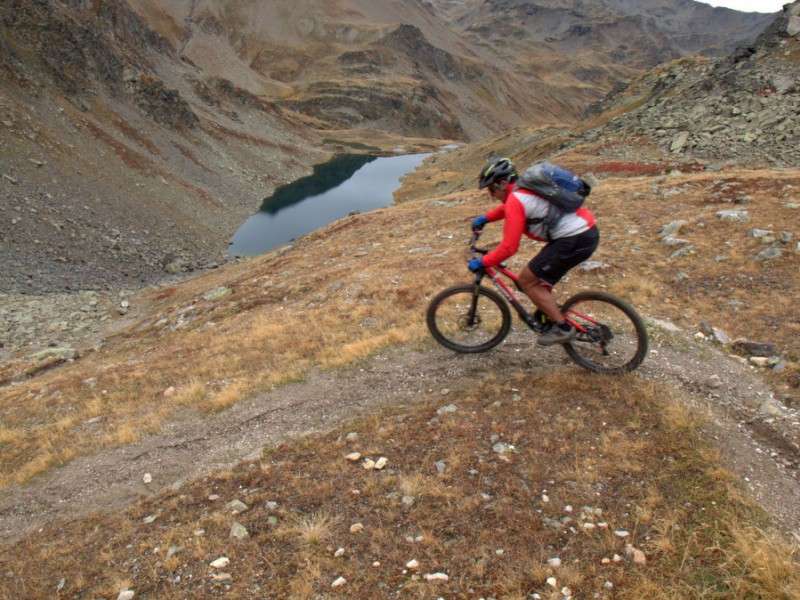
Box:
[426,231,648,374]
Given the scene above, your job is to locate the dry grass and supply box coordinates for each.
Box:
[2,374,798,599]
[277,511,341,548]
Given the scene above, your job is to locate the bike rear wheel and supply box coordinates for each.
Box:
[561,291,648,374]
[426,284,512,353]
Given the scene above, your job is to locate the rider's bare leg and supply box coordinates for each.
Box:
[518,266,563,322]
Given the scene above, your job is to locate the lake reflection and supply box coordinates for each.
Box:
[228,152,430,257]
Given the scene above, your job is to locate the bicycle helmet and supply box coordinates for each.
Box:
[478,157,517,189]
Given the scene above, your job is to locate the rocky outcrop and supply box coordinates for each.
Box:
[133,75,199,128]
[1,0,197,127]
[379,24,463,81]
[583,2,800,167]
[285,81,464,140]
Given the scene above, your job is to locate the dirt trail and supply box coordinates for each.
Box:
[1,332,798,546]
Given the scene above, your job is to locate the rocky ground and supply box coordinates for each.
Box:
[1,325,799,549]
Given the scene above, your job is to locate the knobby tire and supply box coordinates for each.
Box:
[426,284,512,353]
[561,290,648,374]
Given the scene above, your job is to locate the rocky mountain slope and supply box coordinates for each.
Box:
[427,0,774,86]
[0,0,775,295]
[582,6,800,167]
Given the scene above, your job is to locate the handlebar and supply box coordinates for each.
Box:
[467,229,492,282]
[469,229,490,258]
[468,229,506,273]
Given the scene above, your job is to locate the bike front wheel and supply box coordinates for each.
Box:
[561,291,648,374]
[426,284,512,353]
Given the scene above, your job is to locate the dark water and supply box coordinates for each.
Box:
[228,152,430,257]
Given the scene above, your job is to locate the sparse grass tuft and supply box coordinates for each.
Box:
[278,511,340,548]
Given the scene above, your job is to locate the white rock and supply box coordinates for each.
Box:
[331,577,346,588]
[350,523,364,533]
[614,530,630,538]
[143,473,152,484]
[547,576,558,588]
[423,572,449,582]
[117,591,135,600]
[406,559,419,569]
[492,442,513,454]
[363,459,376,470]
[345,452,361,462]
[210,557,230,569]
[334,547,345,557]
[787,15,800,36]
[547,557,562,568]
[374,456,388,470]
[230,522,249,539]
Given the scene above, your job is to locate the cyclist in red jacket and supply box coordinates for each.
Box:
[469,157,600,346]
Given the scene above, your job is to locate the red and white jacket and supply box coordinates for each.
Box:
[482,184,595,268]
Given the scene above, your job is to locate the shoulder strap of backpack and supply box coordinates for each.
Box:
[526,202,565,241]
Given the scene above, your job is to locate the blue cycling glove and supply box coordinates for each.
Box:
[468,258,485,272]
[471,215,489,230]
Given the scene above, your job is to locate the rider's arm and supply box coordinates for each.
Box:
[482,197,526,268]
[485,203,506,223]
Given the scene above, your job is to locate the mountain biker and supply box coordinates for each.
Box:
[469,157,600,346]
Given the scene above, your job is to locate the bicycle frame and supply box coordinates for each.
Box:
[470,231,595,335]
[474,264,537,327]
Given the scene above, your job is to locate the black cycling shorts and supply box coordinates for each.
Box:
[528,226,599,286]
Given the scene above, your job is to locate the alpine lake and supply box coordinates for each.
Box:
[227,152,432,257]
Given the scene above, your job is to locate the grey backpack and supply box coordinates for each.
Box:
[517,162,591,239]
